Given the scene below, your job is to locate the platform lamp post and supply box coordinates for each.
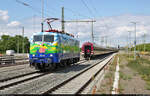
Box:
[143,33,146,52]
[128,31,132,58]
[130,22,137,60]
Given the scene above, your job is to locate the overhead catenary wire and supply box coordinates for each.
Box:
[49,0,92,20]
[88,0,103,18]
[80,0,95,18]
[16,0,51,18]
[64,7,91,19]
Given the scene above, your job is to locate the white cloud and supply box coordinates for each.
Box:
[0,10,9,21]
[7,21,21,27]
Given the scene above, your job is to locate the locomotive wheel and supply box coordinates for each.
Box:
[78,58,80,62]
[67,59,72,66]
[52,63,56,70]
[75,58,78,63]
[72,58,76,64]
[60,61,67,67]
[64,60,68,67]
[73,58,78,63]
[59,61,64,67]
[47,63,56,71]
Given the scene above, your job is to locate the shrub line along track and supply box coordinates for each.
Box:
[0,59,87,90]
[42,54,114,94]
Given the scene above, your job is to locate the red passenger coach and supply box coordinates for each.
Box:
[81,42,118,59]
[81,42,93,59]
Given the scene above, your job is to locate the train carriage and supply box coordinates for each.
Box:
[81,42,118,59]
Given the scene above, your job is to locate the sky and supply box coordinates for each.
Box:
[0,0,150,47]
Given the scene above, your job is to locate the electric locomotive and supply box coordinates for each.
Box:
[29,18,80,71]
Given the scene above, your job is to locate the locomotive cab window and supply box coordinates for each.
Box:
[44,35,54,43]
[33,35,42,42]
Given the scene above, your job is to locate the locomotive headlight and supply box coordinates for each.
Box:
[33,54,35,57]
[50,54,53,57]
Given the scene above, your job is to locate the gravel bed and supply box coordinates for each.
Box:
[0,73,41,87]
[0,67,36,81]
[52,55,113,94]
[81,69,105,94]
[0,63,29,73]
[0,59,101,94]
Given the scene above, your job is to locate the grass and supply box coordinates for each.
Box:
[119,82,124,93]
[97,55,117,94]
[104,55,117,79]
[105,72,113,79]
[126,54,150,90]
[118,53,133,93]
[120,71,132,80]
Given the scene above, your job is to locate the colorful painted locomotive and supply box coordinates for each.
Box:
[29,29,80,71]
[29,17,80,71]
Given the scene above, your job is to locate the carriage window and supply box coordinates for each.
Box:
[33,35,42,42]
[44,35,54,43]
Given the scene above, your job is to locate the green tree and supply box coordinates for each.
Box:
[0,35,30,54]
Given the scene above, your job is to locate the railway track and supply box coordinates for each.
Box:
[42,54,114,94]
[0,71,39,82]
[0,59,87,91]
[0,71,49,90]
[0,63,29,73]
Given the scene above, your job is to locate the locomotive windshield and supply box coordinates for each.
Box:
[44,35,54,43]
[33,35,42,42]
[33,35,54,43]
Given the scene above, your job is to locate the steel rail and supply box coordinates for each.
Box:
[0,72,49,90]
